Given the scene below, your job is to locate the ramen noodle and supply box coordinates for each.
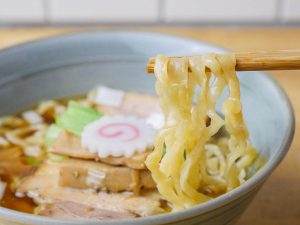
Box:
[145,54,257,210]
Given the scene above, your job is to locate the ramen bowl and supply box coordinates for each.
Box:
[0,32,294,225]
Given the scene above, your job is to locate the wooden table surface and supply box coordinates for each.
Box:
[0,27,299,225]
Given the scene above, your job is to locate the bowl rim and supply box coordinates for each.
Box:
[0,30,295,225]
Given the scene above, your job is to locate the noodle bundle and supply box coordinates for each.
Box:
[145,54,257,210]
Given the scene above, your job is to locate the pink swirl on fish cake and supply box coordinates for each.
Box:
[98,123,140,142]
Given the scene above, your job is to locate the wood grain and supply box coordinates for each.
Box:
[0,27,299,225]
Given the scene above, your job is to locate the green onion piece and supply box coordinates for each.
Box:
[162,143,166,157]
[45,124,64,146]
[56,101,103,136]
[25,157,40,166]
[48,153,68,162]
[184,150,187,160]
[159,143,167,163]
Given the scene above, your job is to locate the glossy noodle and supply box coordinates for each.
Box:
[145,54,257,210]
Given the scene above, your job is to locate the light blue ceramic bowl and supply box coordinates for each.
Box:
[0,31,294,225]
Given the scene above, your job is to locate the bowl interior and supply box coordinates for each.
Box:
[0,31,294,224]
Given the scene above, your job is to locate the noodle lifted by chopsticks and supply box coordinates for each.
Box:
[145,54,257,210]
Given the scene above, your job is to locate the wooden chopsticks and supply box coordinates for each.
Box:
[146,50,300,73]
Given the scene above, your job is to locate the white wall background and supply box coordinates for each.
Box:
[0,0,299,25]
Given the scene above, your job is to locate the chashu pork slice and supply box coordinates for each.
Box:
[37,200,136,220]
[49,131,150,170]
[49,91,162,169]
[32,188,164,217]
[94,91,162,119]
[18,158,156,194]
[17,162,164,217]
